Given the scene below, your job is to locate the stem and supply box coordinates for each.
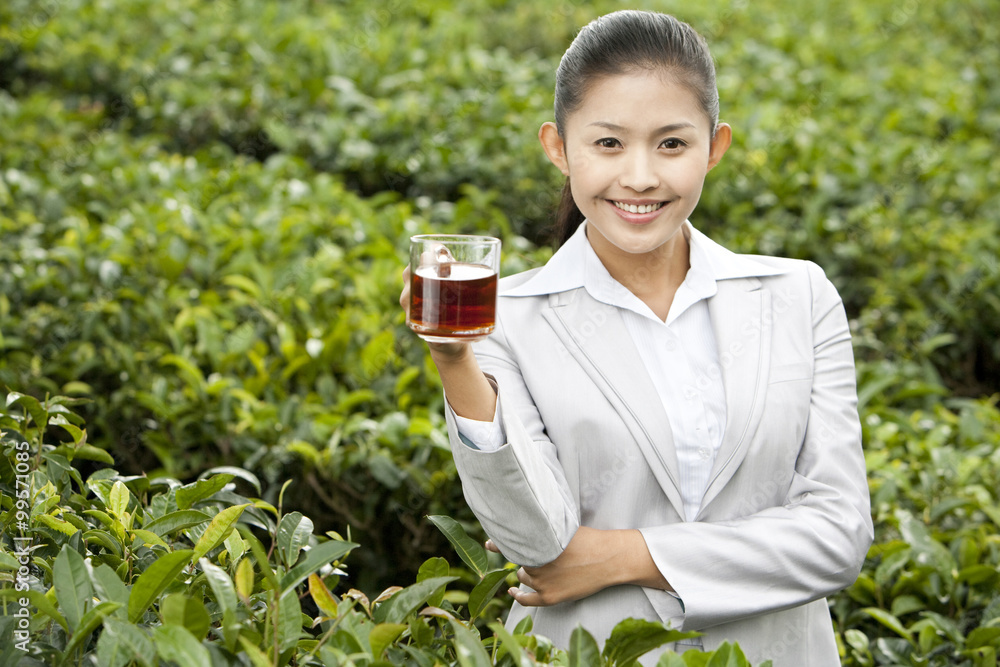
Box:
[300,606,351,663]
[273,590,281,665]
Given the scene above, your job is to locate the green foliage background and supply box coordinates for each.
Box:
[1,0,999,664]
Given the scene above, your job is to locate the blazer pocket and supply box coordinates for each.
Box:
[768,361,812,384]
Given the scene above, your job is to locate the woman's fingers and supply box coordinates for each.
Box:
[508,586,542,606]
[484,539,500,553]
[399,264,411,314]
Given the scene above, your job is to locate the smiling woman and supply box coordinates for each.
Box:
[537,69,732,316]
[399,9,872,667]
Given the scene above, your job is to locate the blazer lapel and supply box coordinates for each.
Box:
[697,277,773,517]
[541,289,686,519]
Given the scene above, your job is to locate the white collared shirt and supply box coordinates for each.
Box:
[455,221,728,521]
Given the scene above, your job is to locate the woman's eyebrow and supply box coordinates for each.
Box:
[586,121,698,134]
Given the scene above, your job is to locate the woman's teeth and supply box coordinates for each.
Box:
[613,201,665,214]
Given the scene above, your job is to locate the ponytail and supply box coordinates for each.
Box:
[552,178,585,247]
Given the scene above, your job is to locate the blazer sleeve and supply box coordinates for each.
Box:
[444,307,581,567]
[638,261,874,631]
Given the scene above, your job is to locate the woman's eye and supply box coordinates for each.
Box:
[661,138,687,150]
[596,138,621,149]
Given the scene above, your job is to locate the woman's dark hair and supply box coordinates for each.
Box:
[551,11,720,247]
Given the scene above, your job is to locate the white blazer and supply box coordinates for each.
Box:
[444,226,873,666]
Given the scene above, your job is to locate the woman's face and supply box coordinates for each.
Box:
[540,69,730,264]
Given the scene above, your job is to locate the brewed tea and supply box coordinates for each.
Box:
[409,262,497,339]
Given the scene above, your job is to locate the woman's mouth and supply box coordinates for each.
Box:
[608,199,670,224]
[612,200,665,214]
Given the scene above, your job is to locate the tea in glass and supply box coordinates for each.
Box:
[407,235,500,343]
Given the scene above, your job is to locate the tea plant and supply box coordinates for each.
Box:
[0,394,770,666]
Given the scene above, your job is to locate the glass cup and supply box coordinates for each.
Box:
[407,234,501,343]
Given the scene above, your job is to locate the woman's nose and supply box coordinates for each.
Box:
[619,151,659,191]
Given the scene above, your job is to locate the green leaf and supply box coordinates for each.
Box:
[0,588,69,632]
[84,529,124,557]
[513,614,533,635]
[92,562,129,617]
[844,628,869,653]
[6,391,47,429]
[68,443,115,465]
[199,466,262,494]
[980,504,1000,530]
[200,559,237,618]
[277,587,303,653]
[409,616,436,650]
[278,538,358,594]
[468,568,514,619]
[58,601,123,666]
[602,618,701,667]
[277,511,314,568]
[488,621,535,667]
[705,642,751,667]
[967,627,1000,649]
[132,528,170,548]
[96,623,132,667]
[224,530,247,562]
[308,573,339,618]
[160,354,207,393]
[53,544,93,632]
[102,618,156,667]
[655,653,687,667]
[49,413,85,444]
[568,624,603,667]
[860,607,913,641]
[890,594,926,617]
[417,556,450,582]
[896,510,957,583]
[36,513,81,536]
[144,509,212,536]
[84,508,117,529]
[957,565,999,585]
[374,576,457,624]
[369,623,407,659]
[919,611,964,644]
[154,624,212,667]
[417,556,450,608]
[127,549,194,623]
[221,274,263,299]
[160,593,211,641]
[191,503,249,562]
[235,557,255,601]
[239,526,279,592]
[175,474,234,510]
[427,515,488,577]
[0,552,18,571]
[447,618,492,667]
[238,636,273,667]
[109,481,130,518]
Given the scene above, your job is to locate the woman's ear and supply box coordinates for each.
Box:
[707,122,732,172]
[539,122,569,176]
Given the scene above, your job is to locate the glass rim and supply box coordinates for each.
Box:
[410,234,500,245]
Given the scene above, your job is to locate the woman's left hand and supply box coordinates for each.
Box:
[486,526,669,607]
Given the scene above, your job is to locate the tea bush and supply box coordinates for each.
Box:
[0,89,489,591]
[1,0,1000,663]
[835,366,1000,665]
[0,395,766,666]
[3,0,998,389]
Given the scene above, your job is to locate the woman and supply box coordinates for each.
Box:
[401,10,872,666]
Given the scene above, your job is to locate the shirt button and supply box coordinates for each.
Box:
[698,447,712,460]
